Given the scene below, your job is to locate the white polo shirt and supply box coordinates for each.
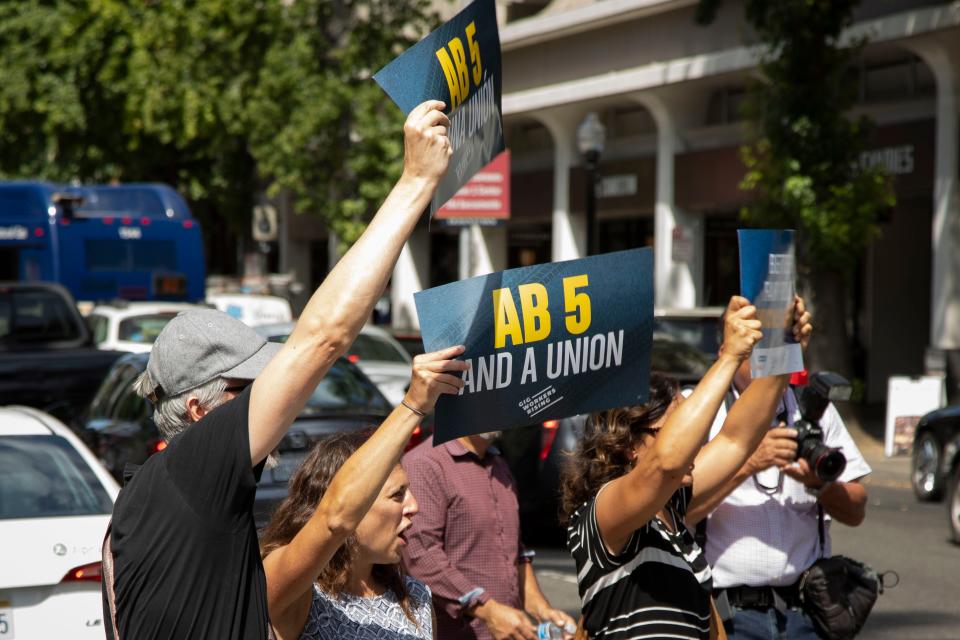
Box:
[703,387,872,588]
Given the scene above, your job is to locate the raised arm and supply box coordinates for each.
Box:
[247,101,452,463]
[263,346,467,629]
[595,296,761,554]
[687,296,813,524]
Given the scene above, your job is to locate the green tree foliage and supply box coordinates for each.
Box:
[697,0,895,374]
[246,0,437,245]
[0,0,437,248]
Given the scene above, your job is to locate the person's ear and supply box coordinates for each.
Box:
[186,396,207,422]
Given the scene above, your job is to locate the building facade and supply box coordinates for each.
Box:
[386,0,960,403]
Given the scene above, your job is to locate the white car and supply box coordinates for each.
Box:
[206,293,292,327]
[255,323,412,406]
[85,302,204,353]
[0,406,119,639]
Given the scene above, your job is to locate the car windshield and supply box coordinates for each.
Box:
[0,288,85,346]
[118,313,178,344]
[652,317,720,359]
[269,331,409,364]
[0,435,112,519]
[651,338,714,379]
[302,360,392,415]
[347,334,408,363]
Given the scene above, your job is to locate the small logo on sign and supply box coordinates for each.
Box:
[53,543,67,556]
[119,226,142,240]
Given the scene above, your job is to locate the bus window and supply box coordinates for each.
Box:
[0,187,47,218]
[85,239,178,272]
[132,241,177,270]
[86,240,128,271]
[74,188,165,218]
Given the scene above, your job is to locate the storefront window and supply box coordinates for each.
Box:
[598,217,653,255]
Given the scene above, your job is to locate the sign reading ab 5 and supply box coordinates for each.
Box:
[373,0,503,215]
[415,248,654,444]
[435,20,483,111]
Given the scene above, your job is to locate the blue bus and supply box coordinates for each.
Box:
[0,182,205,301]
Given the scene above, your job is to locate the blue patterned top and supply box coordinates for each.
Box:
[298,576,433,640]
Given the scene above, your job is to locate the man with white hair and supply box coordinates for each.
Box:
[102,100,452,640]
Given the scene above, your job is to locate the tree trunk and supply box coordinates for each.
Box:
[800,266,853,378]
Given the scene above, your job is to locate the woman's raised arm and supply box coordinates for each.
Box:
[263,345,468,625]
[595,297,762,554]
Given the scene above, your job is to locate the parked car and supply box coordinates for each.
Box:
[0,405,119,638]
[499,308,722,543]
[207,293,292,327]
[77,352,399,528]
[949,454,960,544]
[256,323,413,406]
[391,329,425,359]
[0,282,125,421]
[85,301,205,353]
[910,404,960,502]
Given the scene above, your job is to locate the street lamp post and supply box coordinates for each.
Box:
[577,112,606,256]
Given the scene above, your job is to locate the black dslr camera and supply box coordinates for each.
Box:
[792,372,852,483]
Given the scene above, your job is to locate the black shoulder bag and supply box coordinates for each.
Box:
[797,506,894,640]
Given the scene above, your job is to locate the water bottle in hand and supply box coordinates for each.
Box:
[537,621,576,639]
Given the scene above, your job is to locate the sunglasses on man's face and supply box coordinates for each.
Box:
[224,381,252,394]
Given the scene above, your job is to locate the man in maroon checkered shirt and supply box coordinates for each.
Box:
[402,432,576,640]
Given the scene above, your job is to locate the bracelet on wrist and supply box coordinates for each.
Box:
[401,399,426,417]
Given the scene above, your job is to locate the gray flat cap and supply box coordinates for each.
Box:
[143,309,282,402]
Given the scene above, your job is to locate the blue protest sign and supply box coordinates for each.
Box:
[738,229,804,378]
[415,249,653,443]
[373,0,503,214]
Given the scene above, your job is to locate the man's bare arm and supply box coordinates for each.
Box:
[248,101,452,464]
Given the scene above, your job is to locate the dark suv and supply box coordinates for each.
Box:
[78,352,394,528]
[909,404,960,543]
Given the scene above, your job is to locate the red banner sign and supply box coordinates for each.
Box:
[435,150,510,225]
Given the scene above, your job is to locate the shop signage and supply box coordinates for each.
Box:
[859,144,915,176]
[435,150,510,226]
[598,174,638,198]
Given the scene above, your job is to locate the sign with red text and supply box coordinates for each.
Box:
[435,150,510,226]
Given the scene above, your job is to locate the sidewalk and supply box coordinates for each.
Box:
[839,403,912,490]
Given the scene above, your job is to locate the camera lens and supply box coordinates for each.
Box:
[812,448,847,483]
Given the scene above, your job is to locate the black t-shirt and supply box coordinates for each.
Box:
[103,387,270,640]
[568,486,713,639]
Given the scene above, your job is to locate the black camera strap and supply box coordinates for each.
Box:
[817,503,826,558]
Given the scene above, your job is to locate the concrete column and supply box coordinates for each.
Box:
[467,224,507,276]
[638,93,701,309]
[908,37,960,351]
[391,227,430,331]
[539,109,587,261]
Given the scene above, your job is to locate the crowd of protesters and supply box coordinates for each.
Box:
[101,101,865,640]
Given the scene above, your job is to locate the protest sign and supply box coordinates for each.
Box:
[373,0,503,214]
[415,248,653,443]
[738,229,804,378]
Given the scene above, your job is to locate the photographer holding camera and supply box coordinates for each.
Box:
[686,300,871,640]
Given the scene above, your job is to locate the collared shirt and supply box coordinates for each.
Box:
[703,387,872,588]
[402,437,527,640]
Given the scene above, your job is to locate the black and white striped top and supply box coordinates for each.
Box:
[568,486,713,639]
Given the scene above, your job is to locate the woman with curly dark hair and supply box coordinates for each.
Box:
[260,345,468,640]
[561,296,812,640]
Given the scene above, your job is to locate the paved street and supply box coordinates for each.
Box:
[533,447,960,639]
